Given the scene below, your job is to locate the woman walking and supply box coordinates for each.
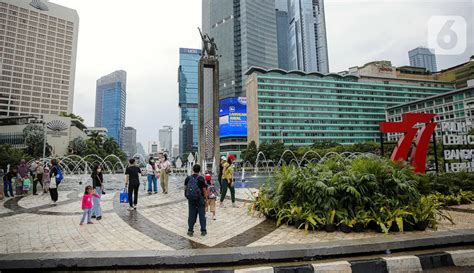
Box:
[91,164,103,220]
[220,155,236,208]
[49,159,62,204]
[146,158,158,194]
[159,154,171,194]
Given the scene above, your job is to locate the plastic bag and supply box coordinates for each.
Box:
[120,188,128,203]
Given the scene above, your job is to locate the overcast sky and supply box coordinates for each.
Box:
[50,0,473,151]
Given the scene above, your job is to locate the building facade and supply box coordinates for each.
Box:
[0,0,79,117]
[435,56,474,89]
[386,85,474,136]
[202,0,278,99]
[245,67,454,146]
[0,114,87,156]
[409,47,438,73]
[178,48,200,156]
[123,126,136,157]
[287,0,329,74]
[94,70,126,148]
[159,125,172,155]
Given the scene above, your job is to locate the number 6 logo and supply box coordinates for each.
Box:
[428,16,467,55]
[380,113,437,173]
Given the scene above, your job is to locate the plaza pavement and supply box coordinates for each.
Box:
[0,176,474,254]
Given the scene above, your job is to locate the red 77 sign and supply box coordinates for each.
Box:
[380,113,437,173]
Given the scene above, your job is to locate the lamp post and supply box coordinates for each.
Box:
[42,120,47,161]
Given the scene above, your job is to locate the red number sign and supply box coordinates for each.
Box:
[380,113,437,173]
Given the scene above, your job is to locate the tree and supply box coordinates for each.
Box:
[60,112,84,123]
[0,144,31,171]
[23,124,47,157]
[68,137,87,156]
[242,140,258,164]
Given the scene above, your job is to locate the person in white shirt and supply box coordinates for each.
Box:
[159,154,171,194]
[146,158,158,194]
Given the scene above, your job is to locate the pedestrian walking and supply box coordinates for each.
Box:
[33,160,44,195]
[220,155,236,208]
[49,159,63,204]
[184,164,208,237]
[42,165,50,193]
[218,156,225,194]
[205,172,218,220]
[5,167,18,198]
[80,186,99,225]
[146,158,158,194]
[91,164,103,220]
[17,159,29,180]
[125,158,141,211]
[159,154,171,194]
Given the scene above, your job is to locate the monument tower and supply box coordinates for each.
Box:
[198,28,220,170]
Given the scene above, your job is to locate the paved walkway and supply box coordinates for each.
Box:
[0,176,473,254]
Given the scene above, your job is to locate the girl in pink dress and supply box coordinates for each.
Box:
[80,186,99,225]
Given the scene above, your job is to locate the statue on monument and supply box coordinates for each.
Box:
[198,27,218,58]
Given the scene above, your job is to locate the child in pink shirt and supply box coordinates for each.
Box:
[80,186,99,225]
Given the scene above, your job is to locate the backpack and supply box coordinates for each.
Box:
[185,175,201,200]
[54,166,64,185]
[208,184,218,199]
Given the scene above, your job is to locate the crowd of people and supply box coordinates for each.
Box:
[2,158,63,204]
[3,153,238,235]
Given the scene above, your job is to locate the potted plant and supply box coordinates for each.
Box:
[352,209,370,232]
[323,210,337,232]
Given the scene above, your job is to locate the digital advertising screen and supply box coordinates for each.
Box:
[219,97,247,138]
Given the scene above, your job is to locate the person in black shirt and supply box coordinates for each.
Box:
[49,159,60,204]
[91,164,103,220]
[184,164,208,236]
[125,158,141,211]
[218,156,225,193]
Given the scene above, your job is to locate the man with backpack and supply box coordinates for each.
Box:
[184,164,208,237]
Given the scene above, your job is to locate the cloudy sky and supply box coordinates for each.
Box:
[50,0,473,151]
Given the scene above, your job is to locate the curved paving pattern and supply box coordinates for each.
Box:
[0,176,473,254]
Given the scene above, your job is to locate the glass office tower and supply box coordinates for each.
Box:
[94,70,127,148]
[178,48,201,156]
[202,0,278,99]
[288,0,329,73]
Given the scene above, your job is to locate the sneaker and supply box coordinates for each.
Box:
[87,222,94,225]
[148,192,152,195]
[219,202,225,208]
[133,205,137,210]
[91,215,96,218]
[187,231,193,237]
[96,216,102,221]
[201,231,207,236]
[79,222,83,226]
[127,207,134,211]
[154,192,158,194]
[213,215,216,221]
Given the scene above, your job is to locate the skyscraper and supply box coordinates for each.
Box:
[159,125,173,156]
[0,0,79,117]
[202,0,278,98]
[276,8,289,70]
[178,48,200,156]
[94,70,126,148]
[123,126,136,157]
[409,47,438,73]
[287,0,329,73]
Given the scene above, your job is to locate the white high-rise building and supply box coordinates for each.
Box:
[159,125,172,156]
[0,0,79,117]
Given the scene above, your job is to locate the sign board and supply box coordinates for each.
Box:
[219,97,247,138]
[441,121,473,172]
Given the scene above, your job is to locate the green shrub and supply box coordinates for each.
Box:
[251,156,457,234]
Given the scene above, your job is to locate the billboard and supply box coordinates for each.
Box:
[219,97,247,138]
